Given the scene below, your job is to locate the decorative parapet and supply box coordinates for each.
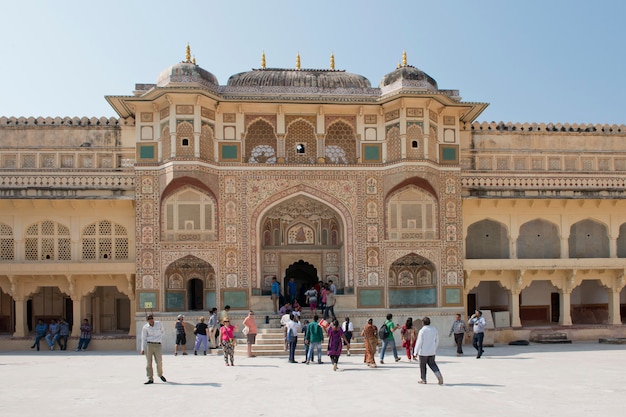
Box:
[0,174,135,189]
[0,116,120,126]
[469,121,626,133]
[462,173,626,192]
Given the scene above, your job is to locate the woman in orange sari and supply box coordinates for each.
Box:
[361,318,378,368]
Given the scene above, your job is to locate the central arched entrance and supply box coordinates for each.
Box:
[285,259,318,306]
[258,194,346,297]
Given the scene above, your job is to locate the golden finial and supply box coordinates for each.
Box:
[397,61,401,69]
[261,51,266,69]
[185,43,191,63]
[330,52,335,70]
[402,50,407,67]
[296,52,301,70]
[192,55,196,65]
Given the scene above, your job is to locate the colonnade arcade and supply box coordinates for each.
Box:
[465,216,626,326]
[0,274,135,337]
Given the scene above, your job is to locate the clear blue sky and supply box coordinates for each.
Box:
[1,0,624,124]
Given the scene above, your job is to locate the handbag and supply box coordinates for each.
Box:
[242,326,250,336]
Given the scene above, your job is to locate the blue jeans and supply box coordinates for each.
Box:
[77,337,91,350]
[307,342,322,363]
[472,332,484,357]
[46,333,59,347]
[380,337,398,361]
[288,336,298,362]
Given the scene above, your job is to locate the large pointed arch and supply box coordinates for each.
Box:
[249,186,355,290]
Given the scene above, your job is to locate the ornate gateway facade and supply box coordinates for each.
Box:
[1,47,625,348]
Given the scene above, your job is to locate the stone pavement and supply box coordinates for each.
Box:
[0,342,624,417]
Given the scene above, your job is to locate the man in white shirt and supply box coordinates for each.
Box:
[140,314,167,384]
[280,309,292,351]
[414,316,443,385]
[285,314,302,363]
[468,310,487,358]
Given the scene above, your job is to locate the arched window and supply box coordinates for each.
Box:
[163,188,216,241]
[387,186,437,240]
[82,220,129,260]
[0,223,14,261]
[25,220,71,261]
[466,219,509,259]
[569,219,609,258]
[517,219,560,259]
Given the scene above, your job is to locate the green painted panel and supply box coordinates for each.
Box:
[139,145,155,159]
[205,291,217,310]
[442,146,457,161]
[221,145,238,159]
[166,292,185,310]
[363,145,380,161]
[139,292,157,309]
[389,288,436,307]
[224,290,247,309]
[445,287,461,304]
[359,289,382,307]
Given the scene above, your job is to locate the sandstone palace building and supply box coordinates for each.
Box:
[1,48,625,349]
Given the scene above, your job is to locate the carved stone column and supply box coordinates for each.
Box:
[71,296,82,337]
[509,290,522,327]
[13,296,28,337]
[607,288,622,325]
[559,290,573,326]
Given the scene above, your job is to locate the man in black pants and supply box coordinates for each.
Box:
[449,313,468,356]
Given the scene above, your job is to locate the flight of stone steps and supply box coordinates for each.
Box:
[233,314,368,357]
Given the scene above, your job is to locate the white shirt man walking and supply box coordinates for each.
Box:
[140,314,167,384]
[414,316,443,385]
[468,310,487,358]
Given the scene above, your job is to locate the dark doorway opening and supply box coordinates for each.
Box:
[285,260,318,307]
[551,292,560,323]
[187,278,204,310]
[467,293,477,317]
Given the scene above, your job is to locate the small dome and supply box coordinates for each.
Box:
[380,65,438,91]
[227,68,372,89]
[157,62,219,87]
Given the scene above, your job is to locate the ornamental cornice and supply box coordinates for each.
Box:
[461,174,626,190]
[0,174,135,189]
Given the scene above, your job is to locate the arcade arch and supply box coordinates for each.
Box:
[387,253,436,308]
[259,194,344,296]
[164,255,216,311]
[517,219,560,259]
[466,219,509,259]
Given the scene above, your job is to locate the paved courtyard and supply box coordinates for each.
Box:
[0,342,624,417]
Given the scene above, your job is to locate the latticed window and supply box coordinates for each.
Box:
[245,120,277,163]
[285,120,317,164]
[386,126,401,161]
[387,186,438,240]
[163,188,216,241]
[81,220,129,260]
[325,121,356,164]
[0,223,14,261]
[25,220,71,261]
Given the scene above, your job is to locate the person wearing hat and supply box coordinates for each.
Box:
[468,310,487,358]
[174,314,187,356]
[140,314,167,384]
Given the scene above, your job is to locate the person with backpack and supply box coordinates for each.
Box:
[305,315,324,364]
[379,313,401,364]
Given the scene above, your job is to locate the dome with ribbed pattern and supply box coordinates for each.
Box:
[227,68,371,89]
[380,65,438,91]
